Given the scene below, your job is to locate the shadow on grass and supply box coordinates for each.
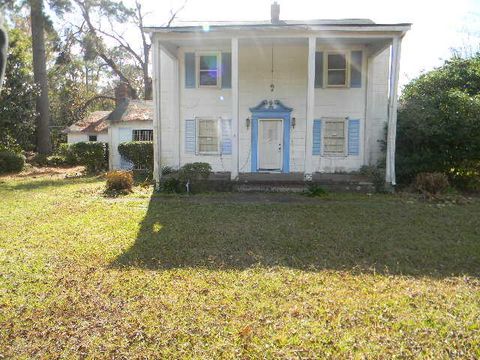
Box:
[111,194,480,277]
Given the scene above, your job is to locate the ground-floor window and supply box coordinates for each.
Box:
[323,118,346,155]
[197,118,220,154]
[88,135,97,142]
[133,129,153,142]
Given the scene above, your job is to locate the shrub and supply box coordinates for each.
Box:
[360,165,386,193]
[160,177,181,193]
[396,56,480,187]
[46,155,67,167]
[178,162,211,183]
[30,153,48,166]
[0,151,25,174]
[414,172,450,196]
[118,141,153,171]
[105,170,133,193]
[304,184,327,197]
[70,142,107,173]
[55,143,78,165]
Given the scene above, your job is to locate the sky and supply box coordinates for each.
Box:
[136,0,480,88]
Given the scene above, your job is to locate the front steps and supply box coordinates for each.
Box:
[190,172,375,193]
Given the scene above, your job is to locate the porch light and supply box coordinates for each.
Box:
[292,117,296,129]
[246,117,251,129]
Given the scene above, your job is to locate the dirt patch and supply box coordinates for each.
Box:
[0,165,86,180]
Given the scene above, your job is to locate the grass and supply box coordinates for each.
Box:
[0,174,479,358]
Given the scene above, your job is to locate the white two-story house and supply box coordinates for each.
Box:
[145,3,410,185]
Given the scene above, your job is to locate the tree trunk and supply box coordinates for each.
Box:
[30,0,52,154]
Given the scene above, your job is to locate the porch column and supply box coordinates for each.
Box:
[304,36,316,179]
[385,36,402,186]
[152,38,162,186]
[231,37,239,180]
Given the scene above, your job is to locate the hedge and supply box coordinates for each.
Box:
[0,151,25,174]
[69,142,108,173]
[118,141,153,171]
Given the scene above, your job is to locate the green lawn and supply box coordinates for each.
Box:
[1,175,479,358]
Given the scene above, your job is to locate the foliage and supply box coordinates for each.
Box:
[0,151,25,173]
[70,141,107,173]
[161,165,174,176]
[414,172,450,196]
[105,170,133,193]
[0,26,38,151]
[360,165,386,193]
[1,175,480,358]
[0,133,23,154]
[177,162,212,183]
[29,153,48,167]
[159,176,182,193]
[397,55,480,189]
[55,143,78,165]
[118,141,153,171]
[46,155,67,167]
[304,183,328,197]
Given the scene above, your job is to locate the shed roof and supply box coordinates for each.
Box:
[107,99,154,123]
[66,111,110,134]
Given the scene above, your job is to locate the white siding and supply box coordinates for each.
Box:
[67,133,108,144]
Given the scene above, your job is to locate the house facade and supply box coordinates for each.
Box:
[146,3,410,185]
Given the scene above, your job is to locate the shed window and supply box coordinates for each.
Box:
[133,129,153,142]
[197,53,220,87]
[323,119,346,155]
[327,52,348,87]
[88,135,97,142]
[197,118,219,154]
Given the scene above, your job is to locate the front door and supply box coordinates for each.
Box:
[258,119,283,171]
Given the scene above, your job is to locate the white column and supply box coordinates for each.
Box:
[304,36,316,179]
[231,37,239,180]
[173,56,181,169]
[385,36,402,186]
[152,39,162,186]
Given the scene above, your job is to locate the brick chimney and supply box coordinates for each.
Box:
[115,82,129,105]
[271,2,280,24]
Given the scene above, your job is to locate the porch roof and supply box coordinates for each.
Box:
[144,19,411,35]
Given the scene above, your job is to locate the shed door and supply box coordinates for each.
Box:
[258,119,283,171]
[118,128,133,170]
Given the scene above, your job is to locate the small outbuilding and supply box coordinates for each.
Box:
[65,111,110,144]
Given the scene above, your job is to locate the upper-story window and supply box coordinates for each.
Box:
[327,52,348,87]
[197,52,220,87]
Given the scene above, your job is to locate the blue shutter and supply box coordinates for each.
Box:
[312,119,322,155]
[221,52,232,89]
[185,119,196,154]
[348,119,360,156]
[314,52,323,88]
[221,119,232,155]
[185,53,196,88]
[350,51,362,88]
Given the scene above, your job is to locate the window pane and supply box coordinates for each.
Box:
[324,120,345,154]
[328,70,346,86]
[328,54,346,69]
[199,70,218,86]
[198,119,218,153]
[199,55,217,70]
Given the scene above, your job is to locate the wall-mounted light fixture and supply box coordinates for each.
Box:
[292,117,296,129]
[246,117,251,129]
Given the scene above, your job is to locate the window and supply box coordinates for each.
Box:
[197,53,220,87]
[323,119,346,155]
[197,118,219,154]
[133,129,153,142]
[88,135,97,142]
[327,52,348,87]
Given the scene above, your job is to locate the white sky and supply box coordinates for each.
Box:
[138,0,480,89]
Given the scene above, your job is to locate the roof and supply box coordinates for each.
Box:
[66,111,110,134]
[107,99,154,123]
[144,19,411,33]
